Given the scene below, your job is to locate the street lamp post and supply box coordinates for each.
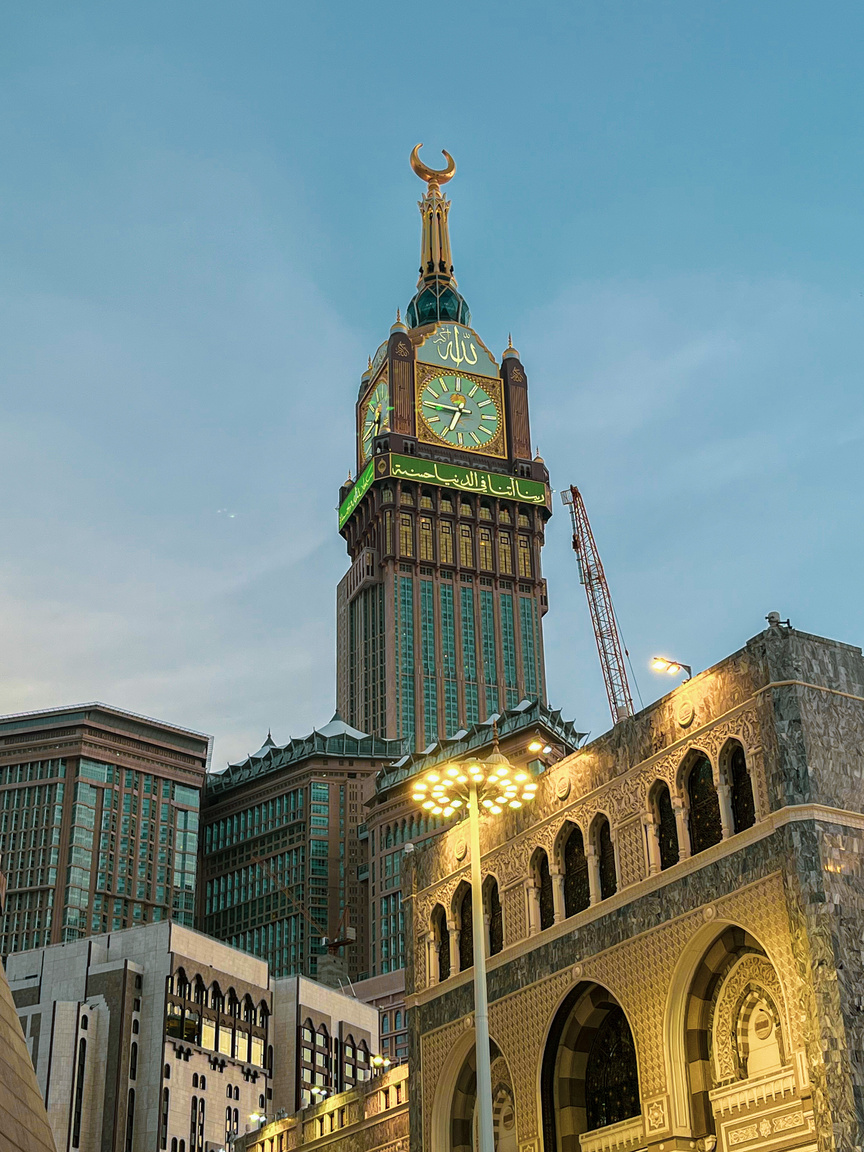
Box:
[412,746,536,1152]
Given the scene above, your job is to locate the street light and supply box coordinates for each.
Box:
[411,745,536,1152]
[651,656,692,680]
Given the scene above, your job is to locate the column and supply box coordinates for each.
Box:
[586,844,601,905]
[448,921,459,974]
[643,813,661,876]
[673,797,691,859]
[549,864,565,923]
[717,780,734,839]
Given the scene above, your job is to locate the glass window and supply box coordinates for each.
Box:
[459,525,474,567]
[498,532,513,576]
[439,521,454,565]
[399,514,414,558]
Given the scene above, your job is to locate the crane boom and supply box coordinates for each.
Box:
[561,485,634,724]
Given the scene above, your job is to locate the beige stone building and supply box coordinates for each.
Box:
[405,618,864,1152]
[236,1063,408,1152]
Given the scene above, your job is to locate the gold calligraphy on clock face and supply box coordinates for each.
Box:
[360,379,391,462]
[418,373,503,453]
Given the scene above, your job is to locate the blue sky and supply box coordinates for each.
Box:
[1,2,862,765]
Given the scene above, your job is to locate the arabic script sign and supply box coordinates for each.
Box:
[338,460,375,529]
[338,453,548,527]
[417,323,498,378]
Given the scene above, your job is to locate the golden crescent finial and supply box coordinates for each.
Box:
[410,143,456,186]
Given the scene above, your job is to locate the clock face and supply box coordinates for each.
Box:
[419,374,501,451]
[360,380,391,461]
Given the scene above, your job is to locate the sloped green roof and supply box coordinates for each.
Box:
[375,697,585,796]
[205,712,407,799]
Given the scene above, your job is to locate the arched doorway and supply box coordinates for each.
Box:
[540,983,640,1152]
[448,1040,515,1152]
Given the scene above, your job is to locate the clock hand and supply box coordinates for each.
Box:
[448,409,463,431]
[426,402,473,414]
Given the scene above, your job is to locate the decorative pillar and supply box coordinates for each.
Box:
[586,844,601,905]
[673,797,691,859]
[717,780,734,839]
[525,878,540,936]
[643,813,661,876]
[549,863,566,923]
[448,920,459,974]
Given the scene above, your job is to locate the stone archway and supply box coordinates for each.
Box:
[540,982,641,1152]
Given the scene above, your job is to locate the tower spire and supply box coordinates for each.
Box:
[406,144,470,329]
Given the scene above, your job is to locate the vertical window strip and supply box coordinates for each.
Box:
[439,521,454,565]
[440,584,459,739]
[420,580,438,747]
[398,577,415,747]
[500,594,518,708]
[498,531,514,576]
[480,590,499,716]
[459,524,474,568]
[518,534,532,578]
[419,517,434,562]
[399,514,414,558]
[519,596,538,697]
[460,587,480,726]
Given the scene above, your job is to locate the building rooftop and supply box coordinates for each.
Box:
[375,697,586,795]
[205,711,407,798]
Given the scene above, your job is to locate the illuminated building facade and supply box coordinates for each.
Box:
[406,619,864,1152]
[0,702,209,958]
[337,148,551,750]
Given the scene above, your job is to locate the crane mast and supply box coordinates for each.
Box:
[561,485,634,724]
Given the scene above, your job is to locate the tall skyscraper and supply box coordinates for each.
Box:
[337,147,551,750]
[0,703,210,956]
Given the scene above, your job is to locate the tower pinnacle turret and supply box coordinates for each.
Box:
[406,144,470,328]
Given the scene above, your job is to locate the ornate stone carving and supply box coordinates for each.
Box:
[711,952,787,1084]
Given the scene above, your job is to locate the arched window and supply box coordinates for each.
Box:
[563,825,590,917]
[80,1015,88,1031]
[132,1019,139,1034]
[485,878,503,955]
[584,1006,640,1130]
[234,1086,239,1101]
[653,783,679,870]
[381,1013,390,1034]
[225,1108,232,1143]
[596,818,617,899]
[535,849,554,930]
[226,1086,232,1099]
[233,1108,239,1134]
[458,886,473,971]
[130,1042,138,1080]
[431,904,450,981]
[192,1073,198,1088]
[200,1075,206,1090]
[172,1139,178,1152]
[687,755,723,854]
[728,744,755,833]
[164,1064,171,1080]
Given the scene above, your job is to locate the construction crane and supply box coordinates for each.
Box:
[561,485,634,724]
[250,853,355,957]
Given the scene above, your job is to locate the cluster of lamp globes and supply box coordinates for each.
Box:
[411,757,538,817]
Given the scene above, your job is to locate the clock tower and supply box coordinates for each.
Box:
[336,147,551,749]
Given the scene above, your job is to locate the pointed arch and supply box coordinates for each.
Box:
[531,846,555,930]
[650,780,679,870]
[540,982,640,1150]
[559,821,590,916]
[682,751,723,854]
[720,739,756,832]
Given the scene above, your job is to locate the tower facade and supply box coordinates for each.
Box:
[337,148,551,749]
